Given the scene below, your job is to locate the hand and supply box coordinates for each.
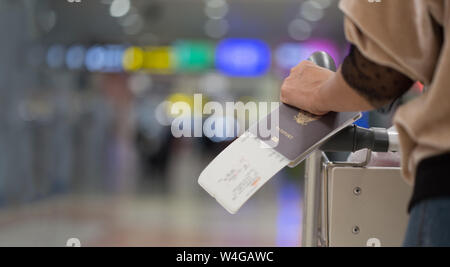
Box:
[280,60,334,116]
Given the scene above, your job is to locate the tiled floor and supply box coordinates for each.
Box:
[0,139,303,247]
[0,191,290,247]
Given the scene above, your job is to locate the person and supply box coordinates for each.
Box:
[280,0,450,246]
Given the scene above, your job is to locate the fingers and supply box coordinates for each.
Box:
[280,61,313,107]
[279,60,333,115]
[280,78,306,110]
[280,80,293,105]
[289,60,315,75]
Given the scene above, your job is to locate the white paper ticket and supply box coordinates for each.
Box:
[198,132,290,214]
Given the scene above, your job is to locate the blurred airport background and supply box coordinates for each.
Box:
[0,0,420,247]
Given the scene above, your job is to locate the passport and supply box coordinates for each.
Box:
[252,104,361,167]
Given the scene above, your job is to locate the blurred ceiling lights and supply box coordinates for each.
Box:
[288,0,331,41]
[109,0,131,18]
[121,13,145,35]
[288,18,312,41]
[300,0,324,22]
[204,0,229,39]
[204,19,229,39]
[111,2,145,36]
[204,0,229,20]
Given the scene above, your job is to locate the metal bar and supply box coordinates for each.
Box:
[302,150,323,247]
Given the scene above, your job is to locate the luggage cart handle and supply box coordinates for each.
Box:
[308,51,337,72]
[320,125,399,153]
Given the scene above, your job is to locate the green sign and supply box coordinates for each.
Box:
[174,41,214,72]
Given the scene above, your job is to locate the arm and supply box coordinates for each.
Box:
[280,45,414,115]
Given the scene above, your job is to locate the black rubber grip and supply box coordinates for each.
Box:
[320,125,390,152]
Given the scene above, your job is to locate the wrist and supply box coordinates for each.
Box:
[313,73,334,114]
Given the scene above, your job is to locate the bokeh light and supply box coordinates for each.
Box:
[215,38,271,77]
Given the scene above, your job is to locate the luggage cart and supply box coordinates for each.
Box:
[302,127,412,247]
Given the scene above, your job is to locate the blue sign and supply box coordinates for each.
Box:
[215,38,271,77]
[85,45,124,72]
[85,46,106,72]
[66,45,85,70]
[103,45,125,72]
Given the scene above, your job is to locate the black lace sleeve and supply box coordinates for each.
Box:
[341,45,414,108]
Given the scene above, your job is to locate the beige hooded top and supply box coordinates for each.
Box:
[339,0,450,183]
